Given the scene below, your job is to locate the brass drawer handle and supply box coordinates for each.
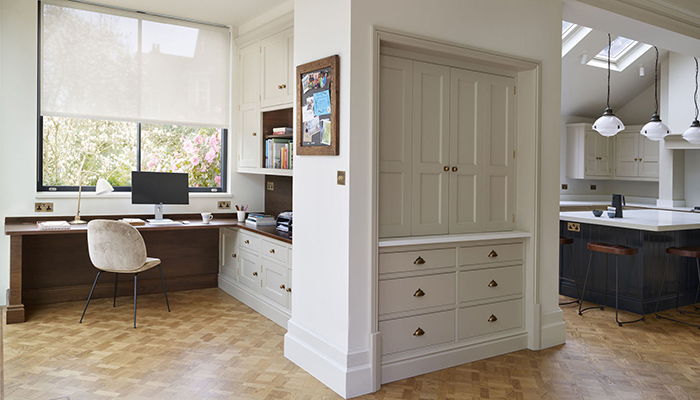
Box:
[488,314,498,322]
[232,253,237,258]
[413,288,425,297]
[253,272,258,276]
[488,250,498,258]
[488,280,498,287]
[280,284,286,290]
[286,287,291,292]
[270,249,275,254]
[278,84,287,89]
[413,327,425,336]
[413,256,425,265]
[245,240,250,244]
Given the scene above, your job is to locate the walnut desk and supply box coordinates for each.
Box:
[4,215,239,324]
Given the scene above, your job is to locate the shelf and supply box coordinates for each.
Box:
[265,133,293,140]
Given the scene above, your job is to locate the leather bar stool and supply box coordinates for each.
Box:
[654,246,700,329]
[559,237,580,305]
[579,242,645,326]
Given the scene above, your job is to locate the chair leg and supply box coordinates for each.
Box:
[616,256,645,326]
[656,256,700,329]
[80,271,101,323]
[134,273,138,329]
[579,252,595,315]
[158,265,171,312]
[113,273,118,307]
[695,259,700,312]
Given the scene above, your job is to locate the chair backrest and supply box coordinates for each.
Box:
[87,220,147,272]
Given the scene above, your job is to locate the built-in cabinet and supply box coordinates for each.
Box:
[237,20,294,176]
[565,123,658,181]
[378,55,515,238]
[219,227,293,328]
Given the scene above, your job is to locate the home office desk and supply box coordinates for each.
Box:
[4,215,242,324]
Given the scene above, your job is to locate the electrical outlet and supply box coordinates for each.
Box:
[567,222,581,232]
[35,202,54,212]
[561,184,568,190]
[217,201,231,209]
[590,185,597,190]
[337,171,346,185]
[266,181,274,191]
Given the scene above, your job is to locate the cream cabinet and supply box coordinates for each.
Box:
[218,227,293,328]
[565,123,612,179]
[378,235,528,384]
[379,55,516,238]
[614,125,659,179]
[260,28,294,109]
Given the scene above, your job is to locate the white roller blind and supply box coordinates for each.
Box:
[41,0,230,127]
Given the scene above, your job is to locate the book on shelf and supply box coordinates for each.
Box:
[265,137,293,170]
[120,218,146,226]
[272,127,293,135]
[36,220,70,230]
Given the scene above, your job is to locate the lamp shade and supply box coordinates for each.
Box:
[640,114,670,141]
[95,178,114,195]
[683,120,700,144]
[593,108,625,137]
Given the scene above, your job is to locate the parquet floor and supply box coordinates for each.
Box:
[3,289,700,399]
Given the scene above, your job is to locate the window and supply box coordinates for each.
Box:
[594,36,637,62]
[38,0,230,192]
[562,20,592,57]
[587,35,652,72]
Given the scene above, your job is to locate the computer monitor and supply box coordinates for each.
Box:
[131,171,189,222]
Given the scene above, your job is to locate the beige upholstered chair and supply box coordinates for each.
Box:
[80,220,170,328]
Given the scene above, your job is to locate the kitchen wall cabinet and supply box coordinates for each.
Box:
[378,55,515,238]
[614,125,659,179]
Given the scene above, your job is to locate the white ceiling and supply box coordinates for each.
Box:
[88,0,289,26]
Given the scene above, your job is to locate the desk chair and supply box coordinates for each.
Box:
[80,220,170,328]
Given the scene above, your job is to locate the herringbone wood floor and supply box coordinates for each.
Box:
[3,289,700,399]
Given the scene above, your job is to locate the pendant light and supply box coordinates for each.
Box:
[682,57,700,144]
[593,33,625,137]
[640,46,670,141]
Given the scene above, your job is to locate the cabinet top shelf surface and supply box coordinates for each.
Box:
[379,231,531,248]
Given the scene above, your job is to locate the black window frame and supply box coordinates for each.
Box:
[36,1,228,194]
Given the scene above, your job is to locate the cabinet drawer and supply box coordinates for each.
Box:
[459,243,522,266]
[459,265,522,303]
[379,310,455,355]
[239,231,262,253]
[262,239,288,264]
[458,299,522,339]
[379,248,455,274]
[379,273,455,316]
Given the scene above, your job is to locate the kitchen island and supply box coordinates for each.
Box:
[559,210,700,314]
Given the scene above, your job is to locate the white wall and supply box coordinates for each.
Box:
[0,0,265,306]
[288,0,564,397]
[617,84,655,125]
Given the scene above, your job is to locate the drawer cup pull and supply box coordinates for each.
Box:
[280,284,286,290]
[253,272,258,276]
[413,327,425,336]
[245,240,250,244]
[487,250,498,258]
[286,287,292,292]
[487,314,498,322]
[413,288,425,297]
[488,280,498,287]
[413,256,426,265]
[270,249,275,254]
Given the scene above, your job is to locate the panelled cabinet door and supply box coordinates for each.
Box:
[261,258,288,308]
[239,106,261,168]
[239,42,260,108]
[614,131,639,177]
[260,28,293,109]
[448,68,482,234]
[584,132,612,177]
[238,250,261,292]
[638,134,659,178]
[482,74,515,232]
[220,228,239,280]
[379,55,414,238]
[411,61,451,236]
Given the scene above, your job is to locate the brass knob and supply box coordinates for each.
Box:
[232,253,237,258]
[639,158,642,161]
[252,132,257,136]
[634,158,638,161]
[245,240,250,244]
[452,166,458,172]
[488,280,498,287]
[488,250,498,258]
[488,314,498,322]
[444,166,449,171]
[278,84,287,89]
[253,272,258,276]
[413,256,425,265]
[286,287,291,292]
[413,288,425,297]
[413,327,425,336]
[280,284,286,289]
[270,249,275,254]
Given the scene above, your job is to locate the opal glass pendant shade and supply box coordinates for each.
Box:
[593,108,625,137]
[682,120,700,144]
[640,113,670,141]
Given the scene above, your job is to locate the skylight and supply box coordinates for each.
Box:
[562,20,592,57]
[594,36,637,62]
[587,36,652,72]
[562,21,575,36]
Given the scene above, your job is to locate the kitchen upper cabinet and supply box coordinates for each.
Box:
[260,28,294,109]
[614,126,659,179]
[566,123,612,179]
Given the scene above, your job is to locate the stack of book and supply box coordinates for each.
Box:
[265,138,293,169]
[272,127,293,135]
[245,213,276,226]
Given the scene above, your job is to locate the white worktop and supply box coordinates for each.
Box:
[560,200,696,213]
[560,209,700,232]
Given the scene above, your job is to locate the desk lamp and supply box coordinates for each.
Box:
[70,178,114,225]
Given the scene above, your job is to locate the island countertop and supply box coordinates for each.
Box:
[560,209,700,232]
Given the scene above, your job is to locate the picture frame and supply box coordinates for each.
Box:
[296,55,339,156]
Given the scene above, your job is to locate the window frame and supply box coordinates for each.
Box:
[36,1,228,194]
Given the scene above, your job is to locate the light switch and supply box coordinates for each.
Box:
[337,171,346,185]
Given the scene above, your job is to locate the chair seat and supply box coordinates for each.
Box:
[587,242,637,256]
[666,247,700,258]
[101,257,161,274]
[560,237,573,245]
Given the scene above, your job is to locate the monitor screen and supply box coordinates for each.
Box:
[131,171,189,205]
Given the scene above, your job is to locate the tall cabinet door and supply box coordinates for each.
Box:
[482,74,515,232]
[614,131,638,177]
[379,55,414,237]
[411,61,451,236]
[638,135,659,178]
[448,68,483,234]
[585,132,612,177]
[260,28,293,108]
[239,42,261,169]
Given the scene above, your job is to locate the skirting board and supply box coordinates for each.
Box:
[540,308,566,349]
[218,274,290,329]
[380,332,528,384]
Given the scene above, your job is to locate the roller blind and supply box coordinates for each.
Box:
[40,0,230,127]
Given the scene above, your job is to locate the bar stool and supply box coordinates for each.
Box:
[559,237,580,305]
[654,246,700,329]
[579,242,645,326]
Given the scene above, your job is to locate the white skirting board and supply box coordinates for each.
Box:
[539,308,566,349]
[218,274,290,329]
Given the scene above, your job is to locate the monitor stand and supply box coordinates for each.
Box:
[147,204,174,224]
